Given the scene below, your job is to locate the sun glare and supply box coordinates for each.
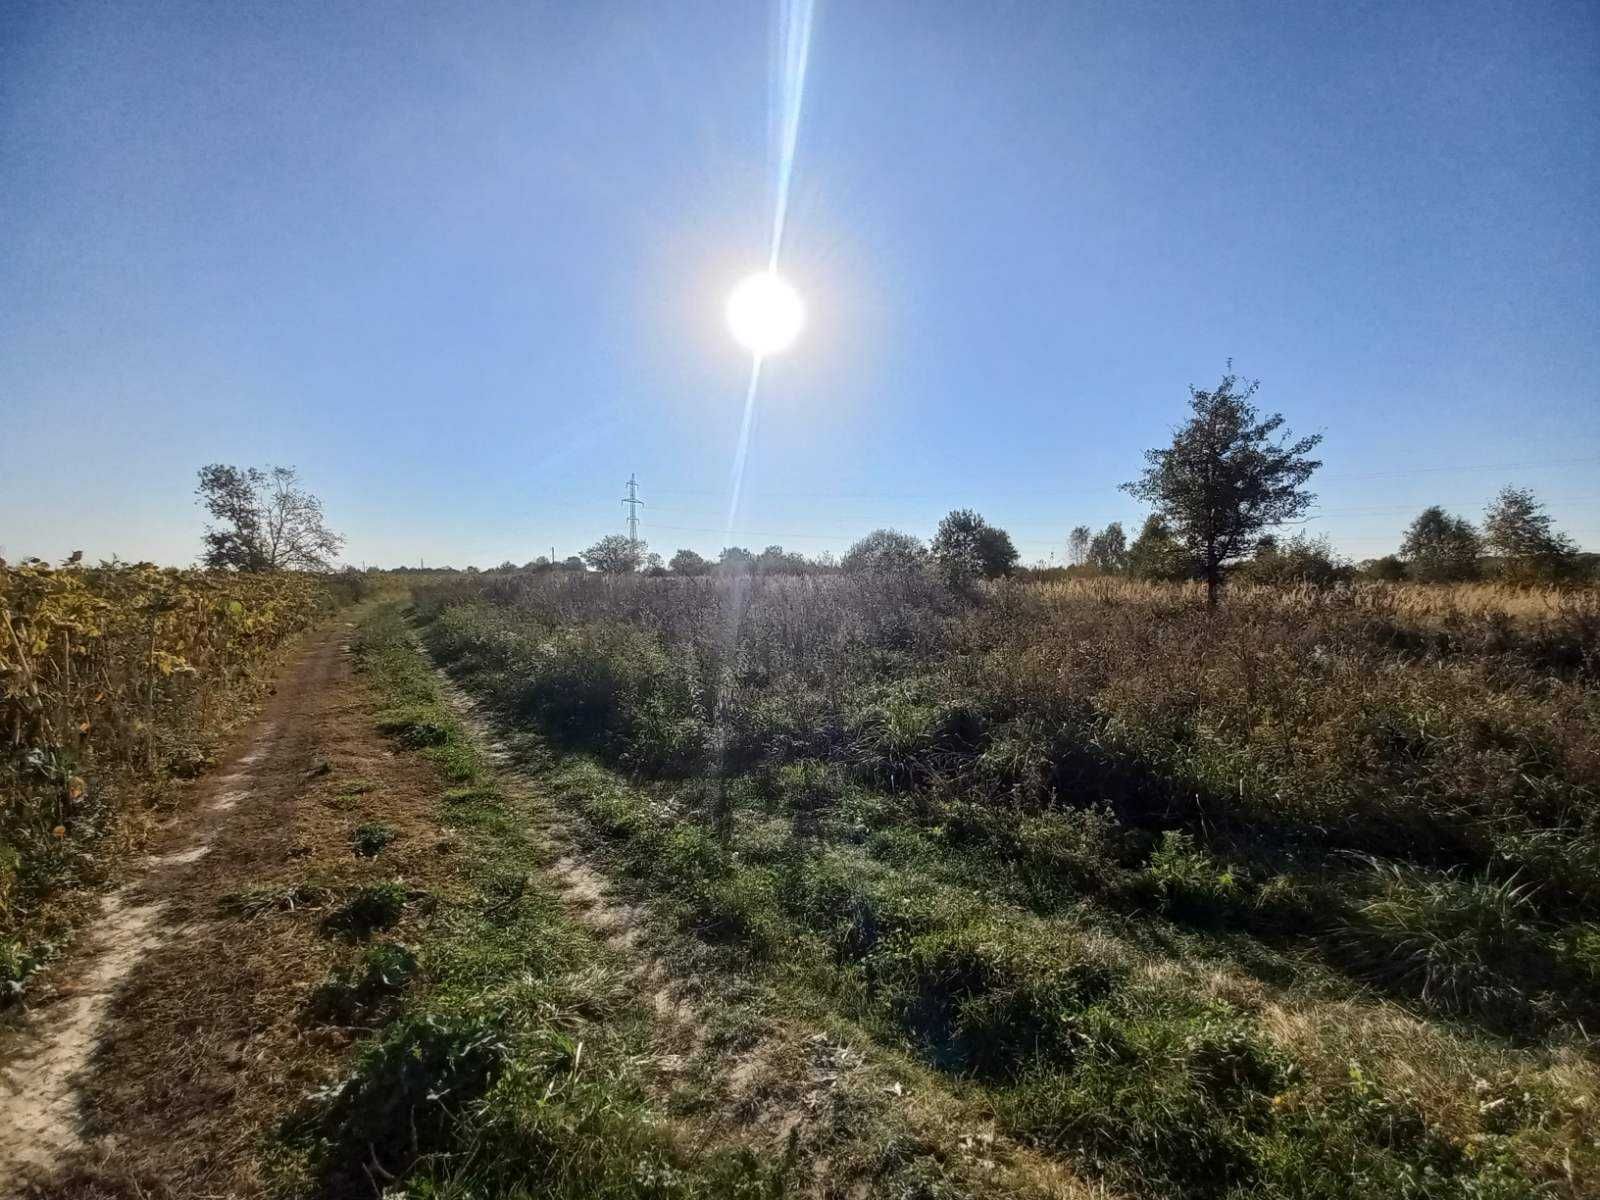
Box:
[726,271,805,356]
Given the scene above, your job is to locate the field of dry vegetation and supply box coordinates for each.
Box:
[406,570,1600,1199]
[0,561,345,997]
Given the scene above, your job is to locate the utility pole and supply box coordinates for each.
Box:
[621,473,643,545]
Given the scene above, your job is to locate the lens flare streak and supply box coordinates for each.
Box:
[725,0,816,545]
[767,0,816,272]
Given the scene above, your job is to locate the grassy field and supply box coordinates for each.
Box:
[407,571,1600,1199]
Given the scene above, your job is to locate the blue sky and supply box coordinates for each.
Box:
[3,0,1597,568]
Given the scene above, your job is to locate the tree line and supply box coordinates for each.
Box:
[194,366,1590,597]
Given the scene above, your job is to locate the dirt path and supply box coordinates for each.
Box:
[0,617,1099,1199]
[0,621,396,1197]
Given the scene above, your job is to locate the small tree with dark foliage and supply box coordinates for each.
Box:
[1482,486,1580,582]
[582,535,646,575]
[842,528,927,574]
[669,549,711,576]
[931,509,1019,585]
[1123,370,1322,607]
[196,464,343,572]
[1399,507,1481,583]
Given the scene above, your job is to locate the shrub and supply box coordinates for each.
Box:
[351,822,396,857]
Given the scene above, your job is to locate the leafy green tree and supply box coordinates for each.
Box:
[196,464,343,572]
[669,549,710,576]
[931,509,1019,585]
[842,528,927,574]
[581,535,645,575]
[1122,370,1322,607]
[1398,507,1481,582]
[1127,515,1191,581]
[1482,486,1580,582]
[1087,522,1129,573]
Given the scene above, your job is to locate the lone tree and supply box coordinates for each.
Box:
[582,534,646,575]
[1123,370,1322,607]
[196,464,343,571]
[842,528,927,574]
[1066,525,1092,567]
[1399,506,1481,582]
[1087,522,1129,573]
[930,509,1019,585]
[1482,486,1579,582]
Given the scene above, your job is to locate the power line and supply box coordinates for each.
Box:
[645,456,1600,504]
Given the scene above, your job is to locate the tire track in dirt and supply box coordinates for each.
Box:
[0,626,344,1193]
[433,671,1109,1200]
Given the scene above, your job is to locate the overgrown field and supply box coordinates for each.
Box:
[415,571,1600,1199]
[0,561,343,994]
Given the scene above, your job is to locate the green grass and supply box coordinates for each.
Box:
[272,603,790,1199]
[529,751,1588,1200]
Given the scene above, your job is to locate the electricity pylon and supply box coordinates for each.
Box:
[622,474,643,545]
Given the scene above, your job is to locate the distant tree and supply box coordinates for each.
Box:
[643,551,666,576]
[1087,522,1129,573]
[494,560,518,573]
[195,464,343,572]
[1482,486,1580,581]
[561,556,586,571]
[1362,555,1408,582]
[718,546,756,575]
[1067,525,1092,567]
[755,544,808,574]
[842,528,928,574]
[523,557,552,571]
[1122,369,1322,607]
[1399,507,1481,583]
[581,535,645,575]
[1127,515,1190,581]
[931,509,1019,585]
[669,548,711,576]
[1238,531,1348,586]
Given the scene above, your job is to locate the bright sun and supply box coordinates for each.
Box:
[726,271,805,356]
